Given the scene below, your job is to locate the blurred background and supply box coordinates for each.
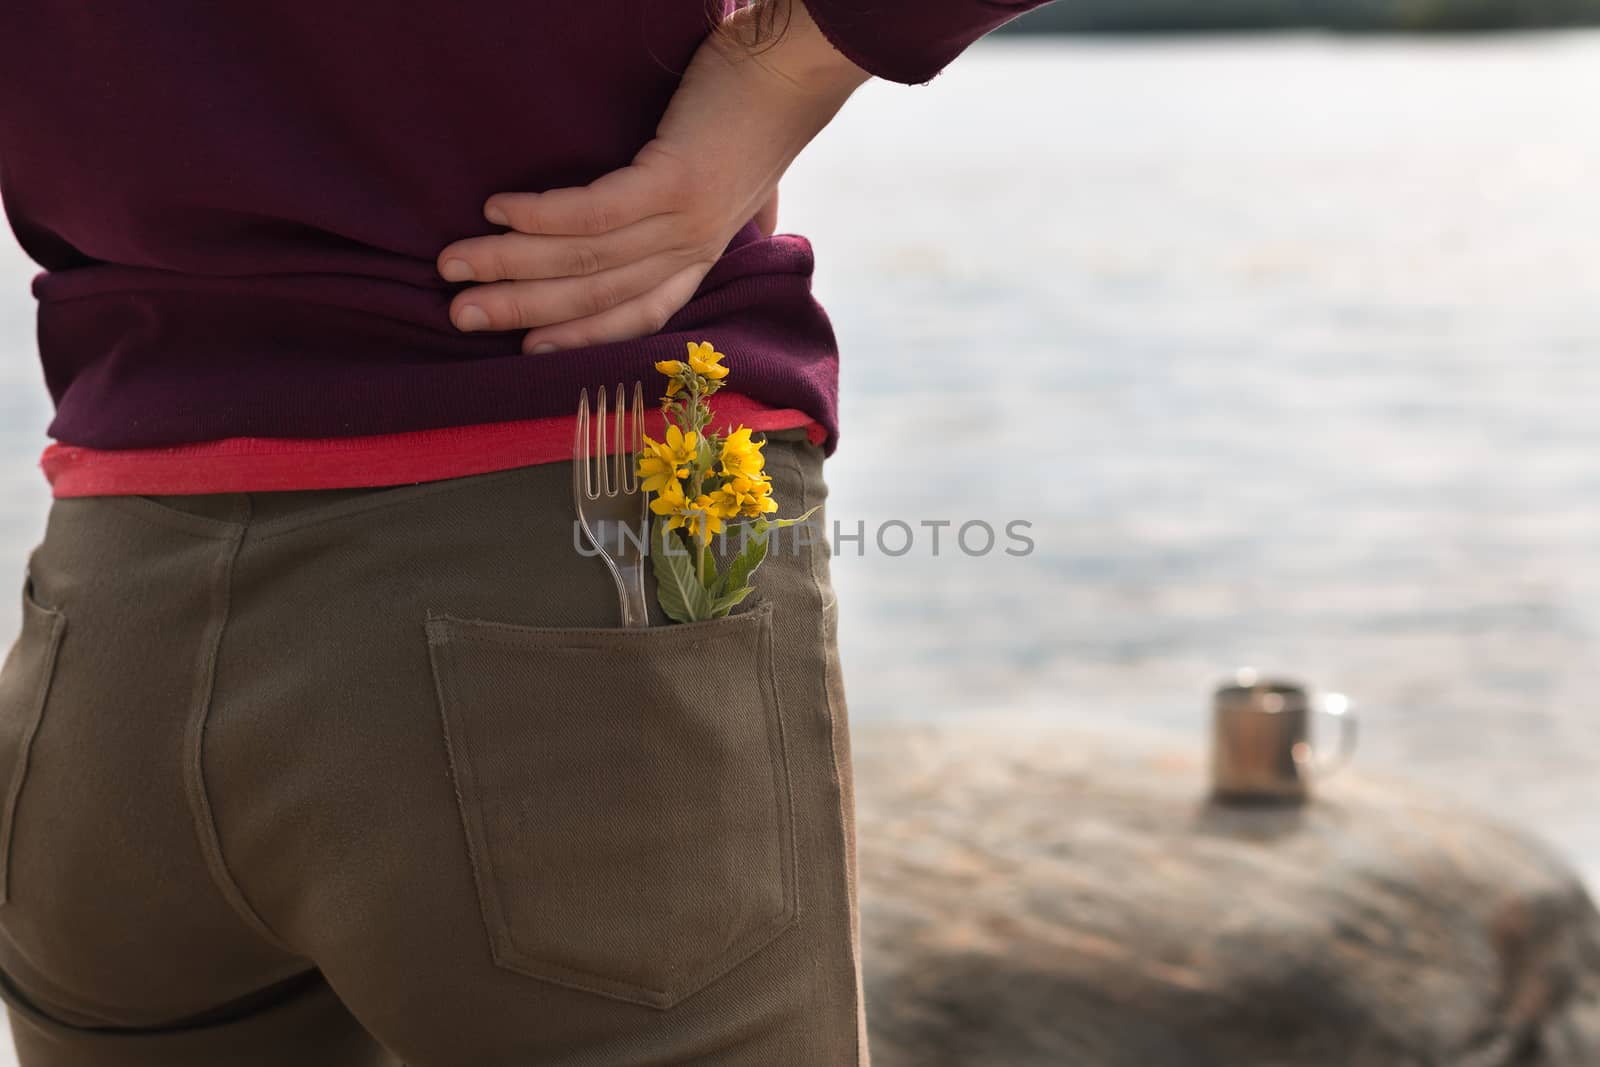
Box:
[801,27,1600,892]
[996,0,1600,31]
[2,12,1598,1057]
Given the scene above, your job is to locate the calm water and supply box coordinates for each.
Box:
[791,36,1600,887]
[2,34,1597,992]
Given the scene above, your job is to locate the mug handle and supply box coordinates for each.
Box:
[1307,692,1357,780]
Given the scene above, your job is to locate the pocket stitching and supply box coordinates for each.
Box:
[426,606,799,1009]
[0,585,66,907]
[759,595,804,940]
[429,636,547,991]
[426,604,770,648]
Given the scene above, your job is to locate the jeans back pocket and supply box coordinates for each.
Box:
[0,574,67,906]
[425,602,798,1009]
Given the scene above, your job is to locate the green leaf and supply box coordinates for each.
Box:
[720,524,771,597]
[697,535,722,595]
[709,585,756,618]
[651,518,713,623]
[754,504,822,535]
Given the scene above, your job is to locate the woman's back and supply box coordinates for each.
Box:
[0,0,838,450]
[0,3,1057,1062]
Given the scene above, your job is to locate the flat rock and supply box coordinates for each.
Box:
[853,720,1600,1067]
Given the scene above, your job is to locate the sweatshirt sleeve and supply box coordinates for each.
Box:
[799,0,1052,86]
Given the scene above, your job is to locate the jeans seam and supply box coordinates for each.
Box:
[0,592,66,906]
[181,495,297,955]
[97,496,245,541]
[786,445,865,1066]
[247,464,535,542]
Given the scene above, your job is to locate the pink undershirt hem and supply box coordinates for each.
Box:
[41,394,824,498]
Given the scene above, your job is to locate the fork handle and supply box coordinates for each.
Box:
[615,557,650,627]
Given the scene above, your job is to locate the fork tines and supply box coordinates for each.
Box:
[575,382,646,500]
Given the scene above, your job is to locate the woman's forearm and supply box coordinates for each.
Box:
[718,0,874,101]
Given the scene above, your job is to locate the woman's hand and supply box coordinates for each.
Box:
[436,0,870,355]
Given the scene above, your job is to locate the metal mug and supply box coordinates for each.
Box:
[1210,669,1357,803]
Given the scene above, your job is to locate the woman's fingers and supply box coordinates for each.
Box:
[519,263,713,355]
[438,214,689,285]
[483,163,677,237]
[449,251,708,334]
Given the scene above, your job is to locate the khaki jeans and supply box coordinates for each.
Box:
[0,431,867,1066]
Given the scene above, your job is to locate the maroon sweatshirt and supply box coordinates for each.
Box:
[0,0,1046,453]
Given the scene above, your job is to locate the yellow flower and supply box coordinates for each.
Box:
[643,340,761,544]
[654,359,687,397]
[705,482,747,522]
[739,477,779,517]
[686,341,729,381]
[650,479,728,539]
[718,426,766,480]
[636,425,698,493]
[649,477,687,522]
[680,494,728,539]
[714,472,778,518]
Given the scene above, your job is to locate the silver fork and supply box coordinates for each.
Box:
[574,382,650,627]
